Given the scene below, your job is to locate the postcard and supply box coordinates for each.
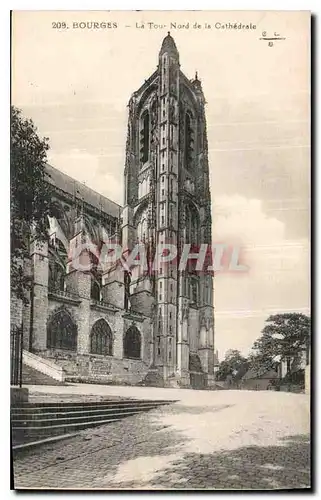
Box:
[10,10,311,490]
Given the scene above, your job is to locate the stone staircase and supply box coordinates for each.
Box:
[21,363,66,386]
[11,398,174,449]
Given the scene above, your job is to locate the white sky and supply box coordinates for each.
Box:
[11,10,310,358]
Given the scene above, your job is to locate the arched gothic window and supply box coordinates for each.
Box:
[90,253,102,301]
[189,275,199,305]
[184,203,200,286]
[140,111,149,164]
[91,274,102,301]
[185,204,199,245]
[137,216,147,242]
[90,319,113,356]
[184,112,194,169]
[124,326,141,359]
[48,239,67,292]
[189,353,203,373]
[124,271,131,311]
[47,308,77,351]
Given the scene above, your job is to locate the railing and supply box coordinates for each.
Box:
[49,288,79,300]
[90,298,118,310]
[10,325,23,387]
[23,350,65,382]
[48,288,81,305]
[122,308,146,322]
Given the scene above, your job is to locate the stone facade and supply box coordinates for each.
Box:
[14,34,215,388]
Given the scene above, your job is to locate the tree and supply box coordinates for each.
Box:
[11,106,53,302]
[216,349,248,382]
[250,313,311,377]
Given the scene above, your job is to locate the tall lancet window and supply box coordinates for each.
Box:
[124,271,131,311]
[185,204,199,274]
[185,204,199,244]
[48,239,67,293]
[140,111,149,164]
[184,112,194,169]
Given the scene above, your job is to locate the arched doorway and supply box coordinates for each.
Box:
[124,326,141,359]
[90,319,113,356]
[47,308,77,351]
[189,353,207,389]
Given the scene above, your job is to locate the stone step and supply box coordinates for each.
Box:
[11,403,168,419]
[11,399,173,447]
[12,417,124,446]
[13,399,172,409]
[11,405,161,425]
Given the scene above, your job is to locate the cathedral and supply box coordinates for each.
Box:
[15,33,215,389]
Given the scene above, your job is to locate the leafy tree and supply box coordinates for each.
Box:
[216,349,248,382]
[250,313,311,377]
[11,106,53,302]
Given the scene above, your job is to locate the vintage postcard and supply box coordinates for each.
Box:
[10,10,311,490]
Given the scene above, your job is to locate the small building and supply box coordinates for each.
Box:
[241,367,279,391]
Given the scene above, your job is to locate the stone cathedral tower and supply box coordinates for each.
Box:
[122,33,215,388]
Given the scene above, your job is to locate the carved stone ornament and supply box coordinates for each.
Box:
[199,309,207,328]
[182,302,189,321]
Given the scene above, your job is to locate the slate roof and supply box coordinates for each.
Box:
[46,164,121,219]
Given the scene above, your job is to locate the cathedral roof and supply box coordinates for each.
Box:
[159,32,179,57]
[46,164,121,219]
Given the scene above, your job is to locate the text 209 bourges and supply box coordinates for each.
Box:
[51,21,118,30]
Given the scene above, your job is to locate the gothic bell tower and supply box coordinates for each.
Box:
[122,33,215,388]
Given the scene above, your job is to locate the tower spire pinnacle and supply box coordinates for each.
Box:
[159,32,179,61]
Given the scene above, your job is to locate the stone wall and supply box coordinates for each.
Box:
[46,298,152,361]
[42,350,150,385]
[37,296,153,385]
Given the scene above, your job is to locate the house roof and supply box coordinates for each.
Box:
[46,164,121,219]
[242,368,279,381]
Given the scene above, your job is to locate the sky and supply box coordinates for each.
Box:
[12,10,310,358]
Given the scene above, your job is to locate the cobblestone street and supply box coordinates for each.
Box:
[13,386,310,490]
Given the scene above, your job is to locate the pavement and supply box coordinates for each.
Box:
[13,384,311,490]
